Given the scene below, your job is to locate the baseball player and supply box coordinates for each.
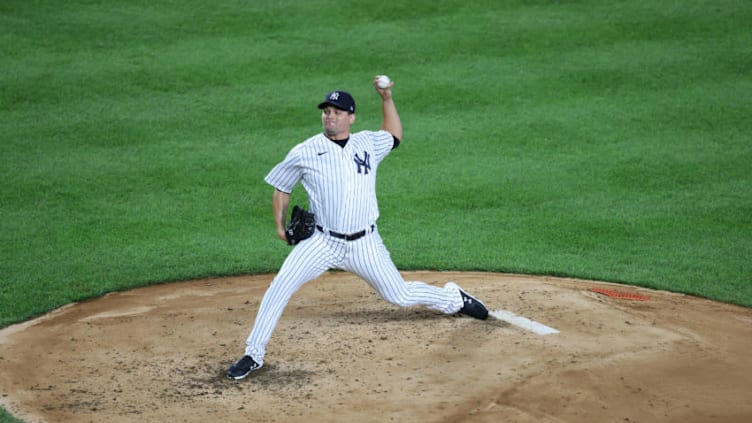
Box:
[227,76,488,380]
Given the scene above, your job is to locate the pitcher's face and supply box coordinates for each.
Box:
[321,107,356,140]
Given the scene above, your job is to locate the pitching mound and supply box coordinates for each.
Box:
[1,271,751,422]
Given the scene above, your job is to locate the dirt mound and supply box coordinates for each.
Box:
[1,272,751,422]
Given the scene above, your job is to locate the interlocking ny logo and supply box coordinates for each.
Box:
[354,151,371,174]
[329,92,340,101]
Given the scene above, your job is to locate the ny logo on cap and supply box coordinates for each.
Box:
[329,92,340,101]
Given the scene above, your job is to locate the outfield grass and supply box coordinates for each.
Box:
[2,0,750,327]
[1,0,750,372]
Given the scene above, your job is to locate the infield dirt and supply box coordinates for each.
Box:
[1,271,751,422]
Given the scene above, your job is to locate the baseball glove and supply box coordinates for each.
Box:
[285,205,315,245]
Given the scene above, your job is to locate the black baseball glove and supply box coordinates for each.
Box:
[285,205,315,245]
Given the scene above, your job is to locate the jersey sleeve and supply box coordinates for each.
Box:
[264,146,304,193]
[369,130,398,164]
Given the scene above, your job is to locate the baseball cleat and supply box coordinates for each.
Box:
[227,355,262,380]
[446,282,489,320]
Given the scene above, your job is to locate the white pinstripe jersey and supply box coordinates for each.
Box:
[265,130,396,234]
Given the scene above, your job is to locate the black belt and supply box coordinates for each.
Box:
[316,225,374,241]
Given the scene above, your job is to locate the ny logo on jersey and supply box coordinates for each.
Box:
[354,151,371,174]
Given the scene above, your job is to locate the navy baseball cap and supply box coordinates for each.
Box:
[317,90,356,113]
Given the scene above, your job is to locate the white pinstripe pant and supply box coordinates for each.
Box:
[244,228,463,364]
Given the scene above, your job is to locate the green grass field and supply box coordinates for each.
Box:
[1,1,751,420]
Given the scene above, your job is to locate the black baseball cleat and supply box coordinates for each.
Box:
[227,355,262,380]
[446,282,489,320]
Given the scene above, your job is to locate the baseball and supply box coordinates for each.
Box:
[376,75,391,89]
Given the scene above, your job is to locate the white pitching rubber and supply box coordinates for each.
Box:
[489,309,560,335]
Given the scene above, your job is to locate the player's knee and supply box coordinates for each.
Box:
[384,296,411,308]
[378,288,414,308]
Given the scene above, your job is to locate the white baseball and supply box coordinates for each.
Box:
[376,75,391,89]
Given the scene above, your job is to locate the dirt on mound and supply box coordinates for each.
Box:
[1,271,751,422]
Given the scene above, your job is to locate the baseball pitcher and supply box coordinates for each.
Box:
[227,76,488,380]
